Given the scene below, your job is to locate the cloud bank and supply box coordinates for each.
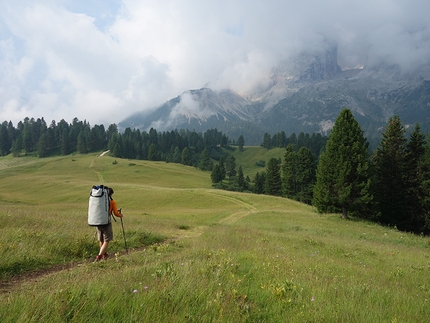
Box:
[1,0,430,126]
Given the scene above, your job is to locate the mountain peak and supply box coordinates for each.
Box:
[119,45,430,146]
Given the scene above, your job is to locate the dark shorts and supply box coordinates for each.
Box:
[96,223,113,242]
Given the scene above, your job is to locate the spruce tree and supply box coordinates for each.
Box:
[265,157,282,196]
[313,108,372,218]
[254,171,266,194]
[237,165,245,191]
[218,156,226,180]
[198,148,212,171]
[372,116,408,228]
[238,135,245,152]
[225,155,236,178]
[181,147,191,166]
[296,147,316,204]
[404,124,430,233]
[0,122,10,156]
[211,164,223,183]
[282,144,297,198]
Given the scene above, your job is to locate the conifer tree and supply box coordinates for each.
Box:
[148,143,157,161]
[296,147,316,204]
[37,133,48,157]
[198,148,212,170]
[211,164,223,183]
[0,123,10,156]
[218,156,226,180]
[372,116,408,228]
[282,144,297,198]
[265,157,282,196]
[404,124,430,233]
[237,135,245,152]
[77,131,87,154]
[313,108,372,218]
[253,171,266,194]
[237,165,245,191]
[181,147,191,166]
[225,155,236,178]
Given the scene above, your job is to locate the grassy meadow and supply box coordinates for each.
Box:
[0,151,429,322]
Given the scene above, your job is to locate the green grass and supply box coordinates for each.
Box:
[0,152,429,322]
[227,146,285,179]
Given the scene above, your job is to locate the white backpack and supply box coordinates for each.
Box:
[88,185,111,226]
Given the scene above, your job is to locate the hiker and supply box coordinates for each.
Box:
[94,187,123,261]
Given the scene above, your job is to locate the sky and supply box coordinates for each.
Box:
[1,0,430,127]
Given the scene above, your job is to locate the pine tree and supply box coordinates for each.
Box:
[77,131,87,154]
[198,148,213,170]
[296,147,316,204]
[211,164,223,183]
[172,146,181,163]
[225,155,236,178]
[0,123,10,156]
[254,171,266,194]
[37,133,48,158]
[148,143,157,161]
[265,157,282,196]
[403,124,430,233]
[313,108,372,219]
[181,147,191,166]
[237,165,245,191]
[112,142,121,157]
[282,144,297,198]
[218,156,226,180]
[11,134,22,157]
[237,135,245,152]
[372,116,408,227]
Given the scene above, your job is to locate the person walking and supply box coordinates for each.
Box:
[94,187,123,262]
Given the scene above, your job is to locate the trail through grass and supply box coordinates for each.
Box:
[0,153,429,322]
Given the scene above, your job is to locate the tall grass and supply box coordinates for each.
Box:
[0,153,429,322]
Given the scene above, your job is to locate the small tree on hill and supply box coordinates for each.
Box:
[238,135,245,152]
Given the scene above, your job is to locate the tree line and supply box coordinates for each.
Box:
[2,109,428,234]
[0,117,232,166]
[212,109,429,235]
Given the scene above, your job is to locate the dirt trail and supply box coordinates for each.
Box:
[89,150,110,183]
[1,179,256,293]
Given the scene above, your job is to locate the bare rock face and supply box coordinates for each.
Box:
[119,43,430,146]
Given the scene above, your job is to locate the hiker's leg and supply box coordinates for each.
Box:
[99,241,109,255]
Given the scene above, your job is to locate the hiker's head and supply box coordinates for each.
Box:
[108,188,114,196]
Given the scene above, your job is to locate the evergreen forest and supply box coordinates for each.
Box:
[1,109,429,235]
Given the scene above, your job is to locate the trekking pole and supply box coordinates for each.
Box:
[119,208,128,254]
[90,230,97,255]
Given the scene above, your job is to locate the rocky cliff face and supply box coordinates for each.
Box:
[119,44,430,146]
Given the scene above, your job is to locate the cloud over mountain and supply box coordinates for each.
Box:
[1,0,430,126]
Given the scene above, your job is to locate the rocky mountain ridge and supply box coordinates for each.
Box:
[119,45,430,146]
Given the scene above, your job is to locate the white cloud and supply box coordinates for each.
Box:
[0,0,430,126]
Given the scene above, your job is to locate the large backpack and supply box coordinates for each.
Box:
[88,185,111,226]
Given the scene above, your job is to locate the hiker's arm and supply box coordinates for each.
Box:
[110,200,123,217]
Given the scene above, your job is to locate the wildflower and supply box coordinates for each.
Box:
[133,290,138,293]
[144,286,149,290]
[311,296,315,301]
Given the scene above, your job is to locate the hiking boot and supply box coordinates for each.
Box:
[94,254,103,262]
[102,253,109,260]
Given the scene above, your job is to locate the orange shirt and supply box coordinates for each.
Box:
[110,199,122,217]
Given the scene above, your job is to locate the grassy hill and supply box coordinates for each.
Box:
[225,146,286,179]
[0,152,429,322]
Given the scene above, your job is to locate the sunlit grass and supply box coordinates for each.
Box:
[0,153,429,322]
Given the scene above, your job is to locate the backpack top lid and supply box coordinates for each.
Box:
[90,185,110,197]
